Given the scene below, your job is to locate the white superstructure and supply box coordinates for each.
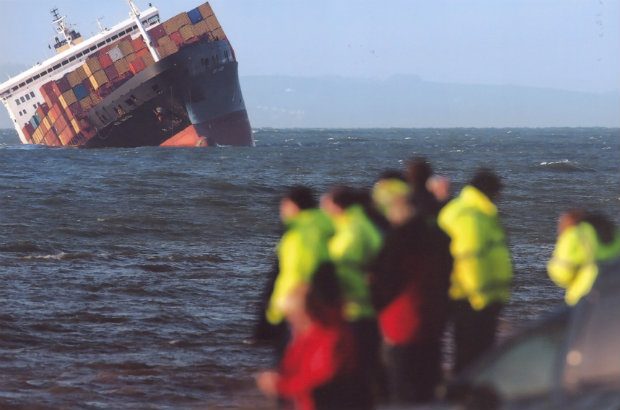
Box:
[0,6,161,143]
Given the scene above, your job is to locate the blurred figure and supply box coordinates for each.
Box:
[406,157,442,217]
[438,168,513,373]
[427,175,452,206]
[548,210,620,306]
[371,170,411,227]
[264,186,334,346]
[256,264,368,410]
[321,186,384,404]
[371,195,453,403]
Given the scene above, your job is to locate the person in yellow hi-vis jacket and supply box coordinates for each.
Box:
[548,210,620,306]
[438,168,512,373]
[266,187,334,327]
[321,186,384,404]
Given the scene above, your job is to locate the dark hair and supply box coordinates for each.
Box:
[306,263,343,326]
[284,185,317,210]
[406,157,433,189]
[584,212,617,244]
[329,186,365,210]
[470,168,503,198]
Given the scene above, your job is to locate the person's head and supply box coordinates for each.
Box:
[280,186,316,222]
[306,263,343,327]
[427,175,451,203]
[469,168,503,202]
[557,209,585,235]
[372,170,411,222]
[321,186,361,216]
[406,157,433,190]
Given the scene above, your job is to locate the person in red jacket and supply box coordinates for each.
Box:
[256,263,369,410]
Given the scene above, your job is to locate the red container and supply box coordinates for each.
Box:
[35,103,49,120]
[56,75,71,93]
[22,123,34,140]
[136,48,150,58]
[99,52,114,69]
[148,24,166,41]
[55,113,68,132]
[129,57,146,75]
[104,64,119,81]
[40,82,59,107]
[67,101,84,119]
[51,103,62,120]
[170,31,184,47]
[131,37,147,51]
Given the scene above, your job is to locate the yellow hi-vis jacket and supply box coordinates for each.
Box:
[547,222,620,306]
[329,205,383,321]
[266,209,334,325]
[438,185,512,310]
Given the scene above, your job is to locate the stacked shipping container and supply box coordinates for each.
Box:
[24,2,226,146]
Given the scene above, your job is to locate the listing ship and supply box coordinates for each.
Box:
[0,1,253,147]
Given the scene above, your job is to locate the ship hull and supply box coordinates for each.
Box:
[84,39,252,148]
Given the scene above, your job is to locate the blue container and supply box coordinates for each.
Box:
[188,8,203,24]
[31,114,41,127]
[73,83,89,101]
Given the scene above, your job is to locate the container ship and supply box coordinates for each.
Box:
[0,1,253,147]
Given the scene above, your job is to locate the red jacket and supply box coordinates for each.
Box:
[277,322,356,410]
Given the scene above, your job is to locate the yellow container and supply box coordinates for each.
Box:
[89,70,108,90]
[180,25,196,41]
[83,57,101,77]
[59,89,77,109]
[70,118,81,134]
[193,20,209,37]
[164,12,191,34]
[114,58,130,75]
[119,39,134,56]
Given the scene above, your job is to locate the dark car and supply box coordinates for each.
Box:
[433,257,620,410]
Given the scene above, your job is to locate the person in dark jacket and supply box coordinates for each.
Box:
[405,157,442,218]
[371,191,453,403]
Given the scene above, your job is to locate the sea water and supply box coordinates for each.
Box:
[1,128,618,408]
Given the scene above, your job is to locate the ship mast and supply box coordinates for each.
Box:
[127,0,161,62]
[51,8,76,47]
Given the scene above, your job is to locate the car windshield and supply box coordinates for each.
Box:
[467,312,569,401]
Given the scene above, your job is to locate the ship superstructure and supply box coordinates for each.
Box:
[0,1,252,147]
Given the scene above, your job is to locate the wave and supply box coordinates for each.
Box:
[538,159,591,172]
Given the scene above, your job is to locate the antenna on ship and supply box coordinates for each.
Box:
[126,0,161,62]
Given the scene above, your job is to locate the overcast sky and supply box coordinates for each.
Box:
[0,0,618,93]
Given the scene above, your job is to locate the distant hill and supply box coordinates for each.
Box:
[1,73,619,129]
[240,75,620,128]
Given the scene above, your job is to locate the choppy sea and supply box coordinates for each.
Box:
[0,128,618,409]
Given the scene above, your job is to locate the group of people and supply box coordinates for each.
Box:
[252,157,620,410]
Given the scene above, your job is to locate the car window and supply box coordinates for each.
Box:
[564,291,620,388]
[468,314,568,401]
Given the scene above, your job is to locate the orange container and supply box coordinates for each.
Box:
[59,126,76,146]
[163,12,191,34]
[142,53,155,66]
[198,3,214,19]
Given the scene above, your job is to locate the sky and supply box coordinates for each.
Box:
[0,0,618,93]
